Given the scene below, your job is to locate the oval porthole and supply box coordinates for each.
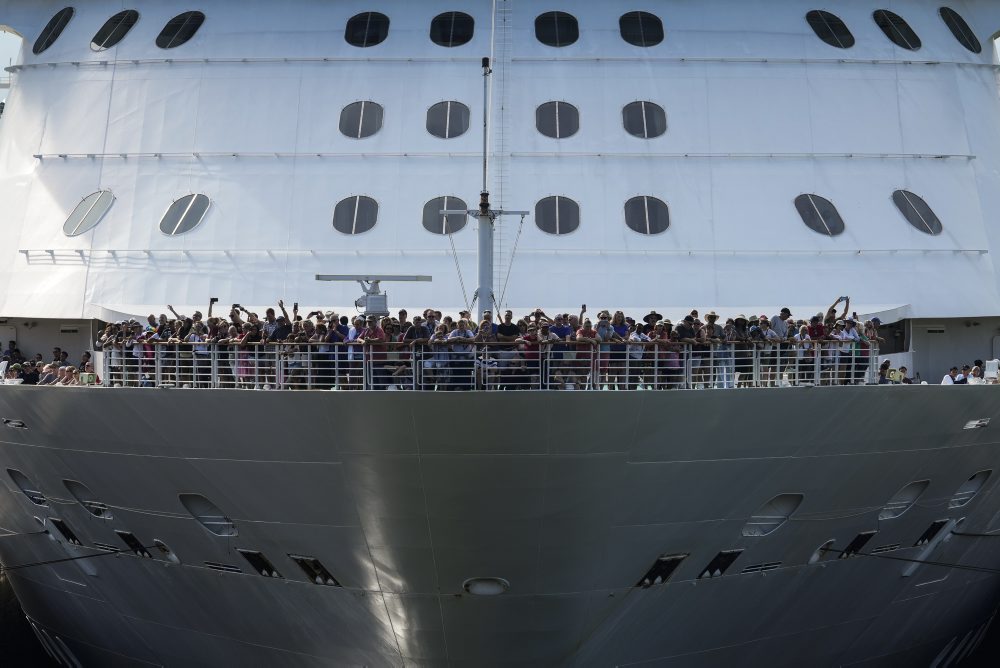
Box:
[178,493,237,537]
[619,11,663,48]
[808,539,836,564]
[535,196,580,235]
[156,11,205,49]
[879,480,930,520]
[63,479,112,519]
[92,10,140,51]
[332,195,379,235]
[892,190,942,236]
[63,190,114,237]
[463,577,509,596]
[33,7,74,56]
[423,196,468,235]
[159,194,210,236]
[949,470,991,508]
[535,11,578,48]
[430,11,474,48]
[426,101,470,139]
[939,7,981,54]
[8,469,47,506]
[742,493,803,537]
[873,9,921,51]
[805,10,855,49]
[345,11,390,48]
[624,196,670,235]
[339,100,384,139]
[794,193,845,236]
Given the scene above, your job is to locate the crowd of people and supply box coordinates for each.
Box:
[1,344,97,386]
[939,362,990,385]
[0,295,897,391]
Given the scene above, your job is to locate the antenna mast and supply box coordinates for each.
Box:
[443,57,528,314]
[477,57,493,314]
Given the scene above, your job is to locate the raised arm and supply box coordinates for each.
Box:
[838,297,851,320]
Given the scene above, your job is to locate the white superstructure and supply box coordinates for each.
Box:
[1,1,1000,322]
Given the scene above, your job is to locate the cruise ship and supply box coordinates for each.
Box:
[3,1,1000,665]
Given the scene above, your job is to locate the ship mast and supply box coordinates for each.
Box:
[446,57,528,315]
[477,57,492,315]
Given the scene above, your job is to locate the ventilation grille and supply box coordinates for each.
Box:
[48,519,82,546]
[915,520,949,547]
[839,531,877,558]
[698,550,743,579]
[205,561,243,574]
[636,553,687,588]
[238,549,282,578]
[289,554,341,586]
[114,530,151,558]
[740,561,781,574]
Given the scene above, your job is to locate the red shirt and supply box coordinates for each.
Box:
[807,324,825,339]
[521,333,539,360]
[360,326,387,359]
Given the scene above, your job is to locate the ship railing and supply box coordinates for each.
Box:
[99,341,879,390]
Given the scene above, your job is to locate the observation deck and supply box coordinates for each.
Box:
[79,342,882,391]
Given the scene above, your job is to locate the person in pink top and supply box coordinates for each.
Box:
[356,315,387,388]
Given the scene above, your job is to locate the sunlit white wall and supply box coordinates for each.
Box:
[2,1,1000,319]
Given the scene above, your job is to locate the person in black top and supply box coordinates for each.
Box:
[496,311,520,341]
[20,362,39,385]
[400,316,432,387]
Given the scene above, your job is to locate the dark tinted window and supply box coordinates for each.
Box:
[333,196,378,235]
[430,11,474,47]
[805,10,855,49]
[535,11,578,47]
[345,12,389,48]
[340,101,384,139]
[156,11,205,49]
[873,10,921,51]
[423,196,468,234]
[426,101,470,139]
[63,190,115,237]
[622,101,666,139]
[939,7,981,54]
[33,7,74,55]
[535,196,579,235]
[160,194,210,235]
[536,101,579,139]
[794,194,844,236]
[92,10,139,51]
[892,190,942,235]
[624,196,669,235]
[619,11,663,47]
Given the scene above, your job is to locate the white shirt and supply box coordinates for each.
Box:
[941,374,955,385]
[793,333,812,358]
[840,327,860,353]
[628,332,650,359]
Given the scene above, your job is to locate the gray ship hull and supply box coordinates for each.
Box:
[0,385,999,666]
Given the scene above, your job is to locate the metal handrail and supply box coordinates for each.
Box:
[96,340,880,390]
